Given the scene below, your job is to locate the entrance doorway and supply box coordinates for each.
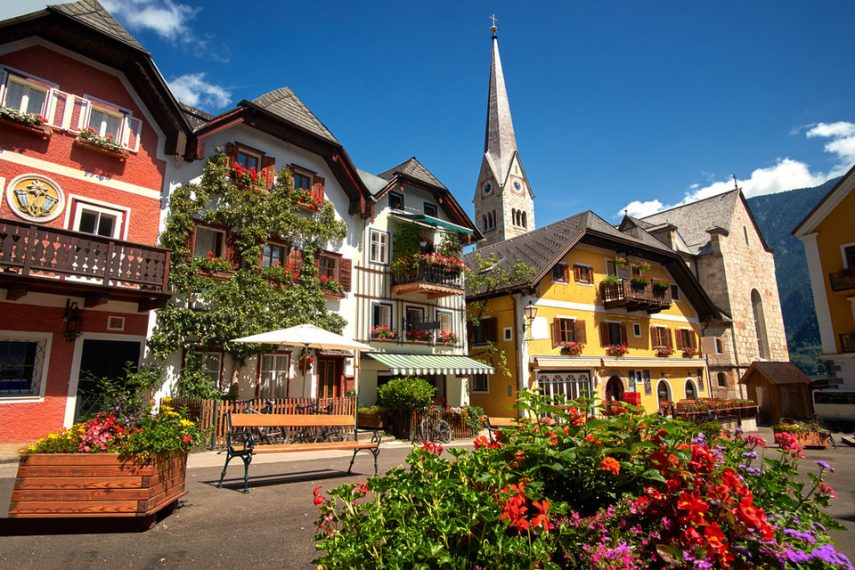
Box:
[75,339,141,421]
[657,379,672,407]
[605,376,624,401]
[317,357,343,399]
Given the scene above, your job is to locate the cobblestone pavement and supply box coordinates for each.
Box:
[0,437,853,569]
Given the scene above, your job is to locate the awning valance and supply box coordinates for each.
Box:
[390,211,475,236]
[367,353,494,375]
[600,357,702,369]
[534,357,603,369]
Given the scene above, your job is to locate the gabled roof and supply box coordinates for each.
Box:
[247,87,338,144]
[378,157,447,190]
[179,103,213,129]
[740,362,810,385]
[51,0,143,51]
[356,168,389,196]
[464,209,720,321]
[640,190,772,254]
[0,0,190,155]
[793,164,855,237]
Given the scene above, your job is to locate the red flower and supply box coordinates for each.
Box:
[530,499,552,530]
[600,457,620,475]
[313,485,325,506]
[421,440,443,456]
[704,522,728,554]
[182,435,192,444]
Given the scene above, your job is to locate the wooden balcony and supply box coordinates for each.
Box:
[391,261,463,299]
[0,218,170,311]
[600,279,672,313]
[830,268,855,292]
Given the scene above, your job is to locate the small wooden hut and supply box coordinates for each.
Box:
[740,362,813,425]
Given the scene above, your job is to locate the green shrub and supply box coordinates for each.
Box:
[696,420,723,441]
[357,406,384,415]
[377,377,435,412]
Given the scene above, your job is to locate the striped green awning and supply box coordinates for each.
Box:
[367,353,494,375]
[391,212,475,236]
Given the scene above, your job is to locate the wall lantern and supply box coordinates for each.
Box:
[63,299,83,341]
[522,300,538,340]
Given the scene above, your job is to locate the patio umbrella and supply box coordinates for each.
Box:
[232,324,373,399]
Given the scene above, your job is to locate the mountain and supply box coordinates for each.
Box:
[747,177,839,375]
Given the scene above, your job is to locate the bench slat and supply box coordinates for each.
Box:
[487,417,518,427]
[252,441,378,454]
[229,414,355,428]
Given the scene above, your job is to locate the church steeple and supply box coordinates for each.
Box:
[475,18,535,248]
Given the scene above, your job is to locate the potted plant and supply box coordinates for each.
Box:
[654,345,674,357]
[230,163,264,188]
[560,341,584,356]
[437,330,459,346]
[12,396,202,522]
[370,325,398,341]
[357,406,386,430]
[194,252,231,278]
[297,347,314,371]
[601,274,621,286]
[0,107,50,137]
[376,377,435,439]
[320,275,344,296]
[406,328,432,342]
[682,346,700,357]
[773,419,832,448]
[652,280,670,292]
[630,275,650,289]
[74,127,128,159]
[261,261,298,284]
[614,256,628,268]
[605,344,628,357]
[291,187,323,211]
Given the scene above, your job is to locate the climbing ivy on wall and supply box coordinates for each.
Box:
[148,150,348,398]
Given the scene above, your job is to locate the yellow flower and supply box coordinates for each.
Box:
[165,410,180,418]
[162,397,173,404]
[48,433,59,440]
[180,419,195,427]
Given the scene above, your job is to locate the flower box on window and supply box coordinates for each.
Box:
[0,108,50,139]
[682,347,700,358]
[290,187,323,212]
[194,253,231,279]
[261,262,298,285]
[74,128,129,160]
[370,326,398,341]
[560,341,584,356]
[229,164,264,189]
[654,345,674,357]
[438,330,459,347]
[605,344,628,357]
[406,329,432,343]
[320,276,344,298]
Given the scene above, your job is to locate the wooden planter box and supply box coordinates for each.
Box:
[775,431,832,449]
[9,453,187,520]
[0,116,51,139]
[73,137,128,160]
[357,412,384,429]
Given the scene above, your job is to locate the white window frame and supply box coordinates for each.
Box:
[258,352,290,399]
[471,373,490,394]
[503,327,513,342]
[633,323,642,337]
[436,309,454,333]
[369,229,389,265]
[72,200,125,239]
[685,378,698,400]
[2,73,50,115]
[106,316,126,332]
[0,332,51,402]
[194,225,226,259]
[64,195,130,240]
[371,301,394,329]
[80,94,142,152]
[87,103,124,140]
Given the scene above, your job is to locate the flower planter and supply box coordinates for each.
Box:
[73,137,128,160]
[323,289,345,299]
[775,431,831,449]
[296,202,321,213]
[9,452,187,520]
[0,116,51,139]
[196,268,232,281]
[357,412,385,430]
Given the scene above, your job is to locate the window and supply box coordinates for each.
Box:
[652,326,671,348]
[643,370,652,394]
[87,105,123,140]
[0,339,45,397]
[717,372,727,387]
[657,380,671,405]
[751,289,770,359]
[573,264,593,284]
[606,259,618,276]
[3,76,47,115]
[106,316,125,331]
[671,285,680,300]
[236,149,260,171]
[424,202,438,217]
[471,374,489,393]
[259,353,290,399]
[472,317,497,346]
[628,370,642,392]
[552,263,568,282]
[844,245,855,269]
[293,171,312,191]
[389,192,404,210]
[369,229,389,264]
[319,253,339,281]
[715,337,724,354]
[555,318,576,343]
[437,310,453,334]
[75,205,121,238]
[743,226,750,246]
[603,321,626,345]
[483,210,496,231]
[685,379,698,400]
[262,243,286,268]
[405,306,426,341]
[697,369,704,392]
[372,302,393,328]
[522,212,527,228]
[633,323,642,337]
[195,351,223,392]
[678,329,696,350]
[537,371,592,401]
[194,226,225,258]
[503,327,513,342]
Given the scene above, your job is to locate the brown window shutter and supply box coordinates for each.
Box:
[650,326,658,346]
[551,319,561,347]
[484,318,498,343]
[692,331,698,350]
[620,323,628,345]
[675,330,684,350]
[339,258,352,292]
[225,143,237,168]
[573,265,581,282]
[312,176,325,204]
[666,329,673,348]
[261,155,276,188]
[600,322,610,346]
[575,320,587,344]
[562,264,570,282]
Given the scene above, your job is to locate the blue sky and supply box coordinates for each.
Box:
[6,1,855,224]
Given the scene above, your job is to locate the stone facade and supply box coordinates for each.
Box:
[475,154,535,247]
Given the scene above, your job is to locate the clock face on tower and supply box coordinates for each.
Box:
[513,180,523,194]
[482,182,493,195]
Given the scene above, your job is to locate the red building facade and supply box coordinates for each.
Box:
[0,2,188,442]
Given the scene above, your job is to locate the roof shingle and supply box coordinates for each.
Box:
[248,87,338,144]
[378,157,447,190]
[640,191,740,255]
[50,0,144,51]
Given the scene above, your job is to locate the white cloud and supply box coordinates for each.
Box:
[101,0,197,41]
[620,121,855,218]
[169,73,231,110]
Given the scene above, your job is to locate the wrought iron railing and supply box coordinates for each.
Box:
[391,260,463,289]
[600,279,672,310]
[0,218,170,293]
[830,268,855,291]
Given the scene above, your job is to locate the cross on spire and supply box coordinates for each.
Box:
[490,14,498,36]
[732,174,742,192]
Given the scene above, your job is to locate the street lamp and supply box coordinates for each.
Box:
[522,300,538,340]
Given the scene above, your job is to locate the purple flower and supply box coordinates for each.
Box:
[815,460,834,472]
[810,544,853,568]
[692,432,706,444]
[735,427,744,434]
[742,451,758,460]
[739,465,761,476]
[784,549,811,564]
[783,528,816,544]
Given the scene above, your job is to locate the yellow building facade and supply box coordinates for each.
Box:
[466,211,721,417]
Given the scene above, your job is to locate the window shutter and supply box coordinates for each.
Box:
[46,89,63,127]
[600,322,610,346]
[261,155,276,188]
[125,116,142,152]
[692,331,698,350]
[485,318,498,343]
[675,330,684,350]
[620,324,628,345]
[575,320,587,344]
[70,96,91,132]
[650,326,657,346]
[225,143,237,168]
[666,328,673,348]
[339,258,352,292]
[573,265,581,282]
[551,319,561,347]
[312,175,325,204]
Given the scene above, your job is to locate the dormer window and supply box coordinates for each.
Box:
[389,192,404,210]
[424,202,437,217]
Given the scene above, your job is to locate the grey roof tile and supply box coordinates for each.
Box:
[357,168,389,196]
[179,103,213,129]
[50,0,144,51]
[640,191,740,255]
[249,87,338,144]
[378,157,447,190]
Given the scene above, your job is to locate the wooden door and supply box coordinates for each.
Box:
[317,358,342,399]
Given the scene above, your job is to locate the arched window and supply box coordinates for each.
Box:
[714,338,724,354]
[656,380,671,406]
[685,379,697,400]
[522,211,527,228]
[751,289,769,359]
[717,372,727,387]
[482,215,488,231]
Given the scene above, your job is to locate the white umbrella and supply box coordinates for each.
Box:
[232,324,373,399]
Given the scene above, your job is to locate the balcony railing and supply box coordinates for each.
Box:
[600,279,672,313]
[391,261,463,298]
[830,268,855,291]
[0,218,170,305]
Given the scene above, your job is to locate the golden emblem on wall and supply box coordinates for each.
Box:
[6,175,64,222]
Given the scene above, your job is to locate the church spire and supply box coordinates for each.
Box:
[484,18,518,185]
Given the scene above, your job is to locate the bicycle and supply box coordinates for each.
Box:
[244,400,286,444]
[418,406,452,443]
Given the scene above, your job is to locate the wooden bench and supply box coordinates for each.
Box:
[485,416,518,443]
[217,412,381,493]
